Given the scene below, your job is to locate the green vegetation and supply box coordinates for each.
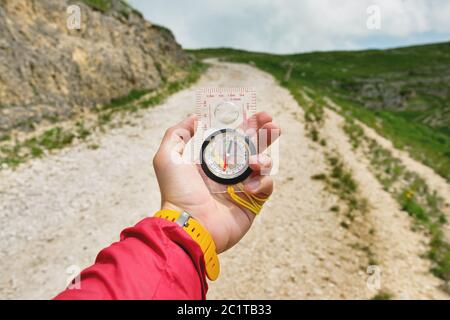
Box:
[343,119,365,149]
[371,291,393,300]
[314,152,374,266]
[300,82,374,267]
[330,205,340,212]
[304,93,375,264]
[303,97,325,142]
[189,42,450,180]
[337,97,450,180]
[311,173,326,180]
[75,121,91,141]
[324,155,368,220]
[0,134,10,142]
[78,0,142,18]
[344,119,450,288]
[95,60,206,125]
[101,89,149,111]
[0,127,76,167]
[31,127,75,150]
[0,61,207,169]
[79,0,111,12]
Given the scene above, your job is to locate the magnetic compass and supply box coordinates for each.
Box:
[200,128,256,185]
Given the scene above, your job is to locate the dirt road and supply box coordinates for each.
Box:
[0,61,448,299]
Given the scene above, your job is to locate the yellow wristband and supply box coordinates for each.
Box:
[227,183,268,215]
[154,209,220,281]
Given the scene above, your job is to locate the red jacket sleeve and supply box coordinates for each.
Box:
[53,217,208,300]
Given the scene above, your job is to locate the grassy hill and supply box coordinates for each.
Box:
[189,42,450,180]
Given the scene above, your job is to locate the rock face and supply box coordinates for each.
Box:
[0,0,190,133]
[336,68,450,131]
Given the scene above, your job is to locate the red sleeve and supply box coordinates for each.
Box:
[53,217,208,300]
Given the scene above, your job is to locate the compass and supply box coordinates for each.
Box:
[200,128,256,185]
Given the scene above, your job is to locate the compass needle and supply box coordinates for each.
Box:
[201,129,255,185]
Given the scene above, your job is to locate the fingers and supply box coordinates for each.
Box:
[160,112,279,152]
[246,154,273,200]
[160,115,196,155]
[255,112,273,129]
[175,115,196,137]
[253,112,281,152]
[162,115,196,143]
[249,154,272,174]
[154,115,197,170]
[260,122,281,148]
[244,175,273,199]
[243,153,273,210]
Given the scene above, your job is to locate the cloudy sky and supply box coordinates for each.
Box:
[128,0,450,54]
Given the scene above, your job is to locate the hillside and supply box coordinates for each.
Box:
[190,42,450,180]
[0,0,190,134]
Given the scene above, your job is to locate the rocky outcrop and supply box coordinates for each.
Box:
[0,0,191,133]
[335,67,450,130]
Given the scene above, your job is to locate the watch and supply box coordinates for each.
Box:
[154,209,220,281]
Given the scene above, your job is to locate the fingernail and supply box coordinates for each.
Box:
[245,177,260,191]
[259,154,271,167]
[249,155,258,165]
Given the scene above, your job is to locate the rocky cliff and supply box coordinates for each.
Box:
[0,0,190,133]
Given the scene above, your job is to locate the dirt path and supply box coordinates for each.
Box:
[324,97,450,213]
[0,61,447,299]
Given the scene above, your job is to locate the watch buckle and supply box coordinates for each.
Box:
[175,211,191,227]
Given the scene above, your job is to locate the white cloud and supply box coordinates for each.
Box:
[129,0,450,53]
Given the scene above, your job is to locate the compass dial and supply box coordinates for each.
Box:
[201,129,255,185]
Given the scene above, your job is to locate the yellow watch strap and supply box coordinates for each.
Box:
[154,209,220,281]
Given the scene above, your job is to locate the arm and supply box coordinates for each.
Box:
[54,113,280,300]
[54,217,207,300]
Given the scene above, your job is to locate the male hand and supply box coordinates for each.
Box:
[153,112,280,253]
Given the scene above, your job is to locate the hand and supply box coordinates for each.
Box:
[153,112,280,253]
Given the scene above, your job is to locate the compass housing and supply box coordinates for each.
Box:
[200,128,256,185]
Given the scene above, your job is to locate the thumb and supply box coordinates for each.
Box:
[161,115,196,154]
[244,175,273,199]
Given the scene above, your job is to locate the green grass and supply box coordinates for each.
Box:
[76,121,91,140]
[399,191,429,223]
[95,60,206,125]
[319,153,374,265]
[343,119,365,149]
[0,134,10,142]
[311,173,327,180]
[189,43,450,181]
[343,119,450,287]
[79,0,111,12]
[371,292,393,300]
[330,205,340,212]
[102,89,149,111]
[34,127,75,150]
[0,127,76,166]
[336,97,450,180]
[313,153,368,223]
[77,0,143,18]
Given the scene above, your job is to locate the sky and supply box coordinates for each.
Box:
[128,0,450,54]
